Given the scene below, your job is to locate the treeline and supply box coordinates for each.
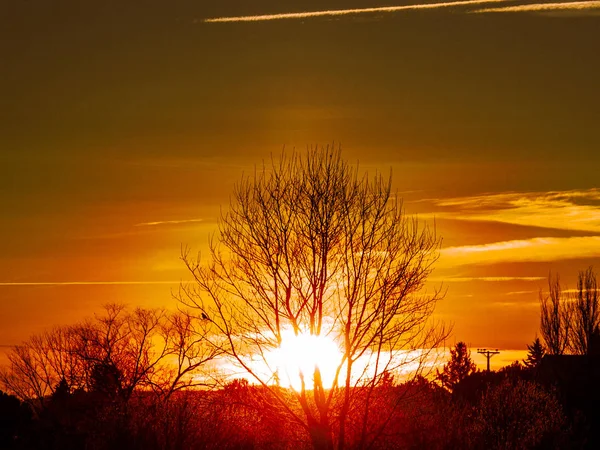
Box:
[0,304,221,404]
[0,304,575,450]
[1,339,571,450]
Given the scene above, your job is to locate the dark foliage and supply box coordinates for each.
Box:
[2,361,579,450]
[0,390,33,449]
[468,378,567,450]
[524,338,546,370]
[437,342,477,392]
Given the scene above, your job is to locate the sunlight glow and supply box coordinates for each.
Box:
[269,329,343,391]
[230,342,447,389]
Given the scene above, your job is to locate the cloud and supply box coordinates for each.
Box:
[426,189,600,234]
[135,218,205,227]
[439,236,600,267]
[203,0,508,23]
[430,276,546,282]
[476,1,600,14]
[487,300,539,308]
[505,290,539,296]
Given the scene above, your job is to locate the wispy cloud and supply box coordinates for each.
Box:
[0,281,181,286]
[507,287,596,297]
[489,300,534,307]
[427,189,600,234]
[439,236,600,267]
[135,218,205,227]
[477,1,600,14]
[430,276,546,282]
[204,0,508,23]
[506,290,539,295]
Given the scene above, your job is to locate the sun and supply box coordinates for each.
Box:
[269,329,343,391]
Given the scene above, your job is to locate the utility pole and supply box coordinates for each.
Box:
[477,348,500,372]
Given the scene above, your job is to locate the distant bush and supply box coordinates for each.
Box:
[468,379,567,450]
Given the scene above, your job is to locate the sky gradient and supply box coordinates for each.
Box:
[1,0,599,368]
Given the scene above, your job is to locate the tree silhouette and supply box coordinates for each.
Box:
[181,147,445,450]
[572,266,600,355]
[540,273,571,355]
[90,361,123,398]
[52,377,71,403]
[523,337,546,370]
[437,342,477,392]
[0,305,219,410]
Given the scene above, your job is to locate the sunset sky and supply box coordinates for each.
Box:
[1,0,599,369]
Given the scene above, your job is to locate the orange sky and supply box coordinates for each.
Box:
[1,0,599,370]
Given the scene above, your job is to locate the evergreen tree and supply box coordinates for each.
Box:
[523,337,546,369]
[437,341,477,391]
[52,377,71,401]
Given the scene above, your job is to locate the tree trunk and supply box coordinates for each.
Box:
[308,420,334,450]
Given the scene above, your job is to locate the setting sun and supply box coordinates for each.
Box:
[269,329,343,391]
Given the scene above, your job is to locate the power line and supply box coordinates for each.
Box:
[477,348,500,372]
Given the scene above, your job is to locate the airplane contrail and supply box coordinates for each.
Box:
[476,1,600,13]
[204,0,509,23]
[135,218,204,227]
[0,281,182,286]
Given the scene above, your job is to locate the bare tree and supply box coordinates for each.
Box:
[539,273,571,355]
[0,326,83,407]
[0,305,220,410]
[152,309,225,399]
[572,266,600,355]
[181,147,445,450]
